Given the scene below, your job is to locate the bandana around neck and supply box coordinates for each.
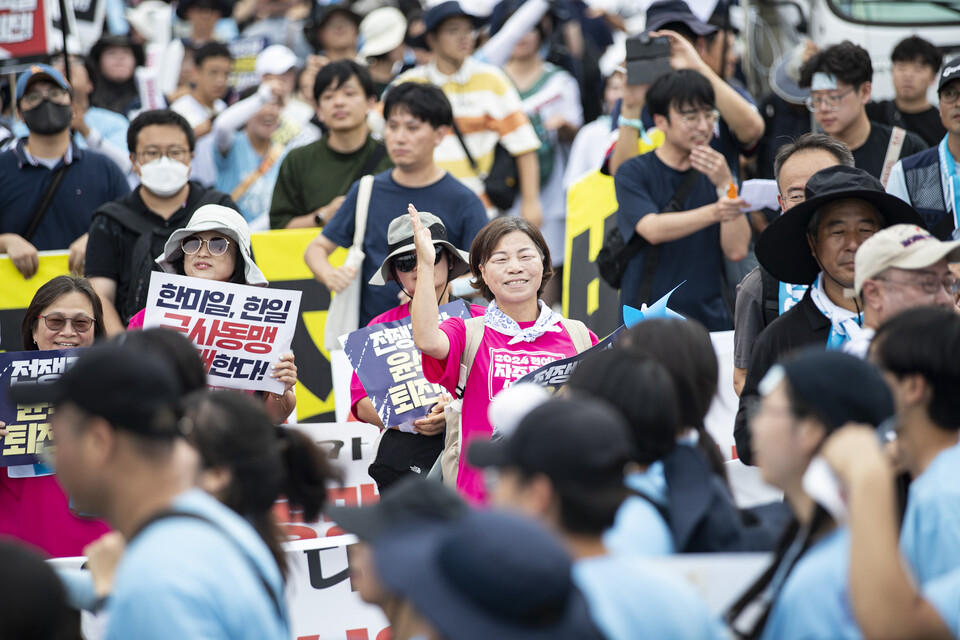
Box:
[484,299,562,345]
[809,273,864,350]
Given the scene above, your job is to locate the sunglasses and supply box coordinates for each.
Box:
[37,313,95,333]
[181,235,231,256]
[393,250,444,273]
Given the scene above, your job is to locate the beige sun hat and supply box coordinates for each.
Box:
[156,205,268,287]
[369,211,471,286]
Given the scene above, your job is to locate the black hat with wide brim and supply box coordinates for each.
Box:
[89,35,146,69]
[755,165,926,285]
[176,0,235,20]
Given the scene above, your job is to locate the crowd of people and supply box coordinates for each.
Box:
[3,0,960,637]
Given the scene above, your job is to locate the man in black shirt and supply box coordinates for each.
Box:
[866,36,947,147]
[86,110,237,335]
[799,41,927,184]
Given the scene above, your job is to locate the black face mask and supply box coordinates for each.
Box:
[21,100,72,135]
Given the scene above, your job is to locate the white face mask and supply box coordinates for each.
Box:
[138,156,190,197]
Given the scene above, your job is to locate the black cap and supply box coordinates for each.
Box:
[774,348,894,431]
[326,475,467,540]
[939,56,960,92]
[10,343,182,438]
[755,165,925,285]
[176,0,234,20]
[409,0,483,50]
[89,34,146,68]
[645,0,717,36]
[468,396,635,486]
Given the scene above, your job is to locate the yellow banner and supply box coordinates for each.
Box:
[562,130,664,337]
[0,231,343,423]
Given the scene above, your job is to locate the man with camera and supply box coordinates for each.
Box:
[608,0,764,178]
[614,69,750,330]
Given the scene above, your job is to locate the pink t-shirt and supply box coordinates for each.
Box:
[349,302,485,420]
[423,317,598,502]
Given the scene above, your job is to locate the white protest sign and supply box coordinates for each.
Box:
[143,272,301,394]
[275,422,381,540]
[284,535,390,640]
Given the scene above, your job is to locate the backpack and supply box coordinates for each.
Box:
[94,189,229,323]
[437,316,593,487]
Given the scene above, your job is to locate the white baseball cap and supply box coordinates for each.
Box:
[255,45,299,80]
[852,224,960,296]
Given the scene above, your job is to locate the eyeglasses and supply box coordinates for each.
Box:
[136,147,190,164]
[678,109,720,127]
[21,87,71,109]
[941,86,960,105]
[181,235,231,256]
[393,250,443,273]
[876,274,960,295]
[37,313,95,333]
[745,397,795,423]
[805,88,855,113]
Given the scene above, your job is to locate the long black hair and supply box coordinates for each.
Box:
[182,391,341,578]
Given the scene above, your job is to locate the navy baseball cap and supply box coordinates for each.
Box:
[939,56,960,93]
[645,0,717,36]
[16,64,70,103]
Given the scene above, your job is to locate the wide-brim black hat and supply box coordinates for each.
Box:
[409,1,484,51]
[755,165,925,285]
[303,4,362,51]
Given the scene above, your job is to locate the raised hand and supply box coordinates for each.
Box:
[408,203,436,268]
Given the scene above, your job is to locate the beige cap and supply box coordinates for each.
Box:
[359,7,407,59]
[851,224,960,296]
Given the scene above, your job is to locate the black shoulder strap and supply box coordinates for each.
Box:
[132,509,284,621]
[449,120,480,173]
[355,142,387,182]
[22,164,69,241]
[635,170,702,307]
[626,486,670,523]
[759,266,781,327]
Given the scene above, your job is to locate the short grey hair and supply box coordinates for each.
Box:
[773,133,855,184]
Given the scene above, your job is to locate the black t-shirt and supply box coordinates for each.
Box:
[851,121,928,180]
[85,182,238,322]
[866,100,946,147]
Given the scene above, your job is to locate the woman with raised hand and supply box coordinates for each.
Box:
[349,211,483,492]
[409,204,597,502]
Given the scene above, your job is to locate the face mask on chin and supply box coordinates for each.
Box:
[138,156,190,197]
[21,100,73,135]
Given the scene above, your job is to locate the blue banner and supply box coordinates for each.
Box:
[0,349,81,467]
[343,301,471,431]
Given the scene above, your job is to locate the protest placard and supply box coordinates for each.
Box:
[0,348,79,467]
[514,325,624,394]
[142,272,301,395]
[0,0,54,68]
[228,35,267,93]
[275,422,381,540]
[342,301,471,431]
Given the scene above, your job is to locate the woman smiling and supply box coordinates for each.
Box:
[410,205,597,502]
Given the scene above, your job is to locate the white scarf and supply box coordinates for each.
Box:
[484,300,562,345]
[808,273,864,350]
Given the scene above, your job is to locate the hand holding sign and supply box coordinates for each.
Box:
[408,203,436,268]
[623,282,686,327]
[414,393,449,436]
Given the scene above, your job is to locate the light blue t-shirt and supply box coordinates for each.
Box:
[604,462,675,556]
[761,528,861,640]
[573,554,725,640]
[105,489,289,640]
[924,567,960,638]
[214,130,286,229]
[901,440,960,585]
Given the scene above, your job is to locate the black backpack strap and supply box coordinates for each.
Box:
[132,509,284,621]
[626,486,670,523]
[22,164,69,241]
[759,266,782,327]
[449,120,480,174]
[354,142,387,182]
[635,170,701,307]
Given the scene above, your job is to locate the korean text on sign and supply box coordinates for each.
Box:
[142,273,301,394]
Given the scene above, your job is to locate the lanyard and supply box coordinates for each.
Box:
[938,135,960,230]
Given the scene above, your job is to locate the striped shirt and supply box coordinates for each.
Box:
[394,57,541,207]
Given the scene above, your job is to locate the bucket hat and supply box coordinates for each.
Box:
[368,211,470,286]
[157,205,268,286]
